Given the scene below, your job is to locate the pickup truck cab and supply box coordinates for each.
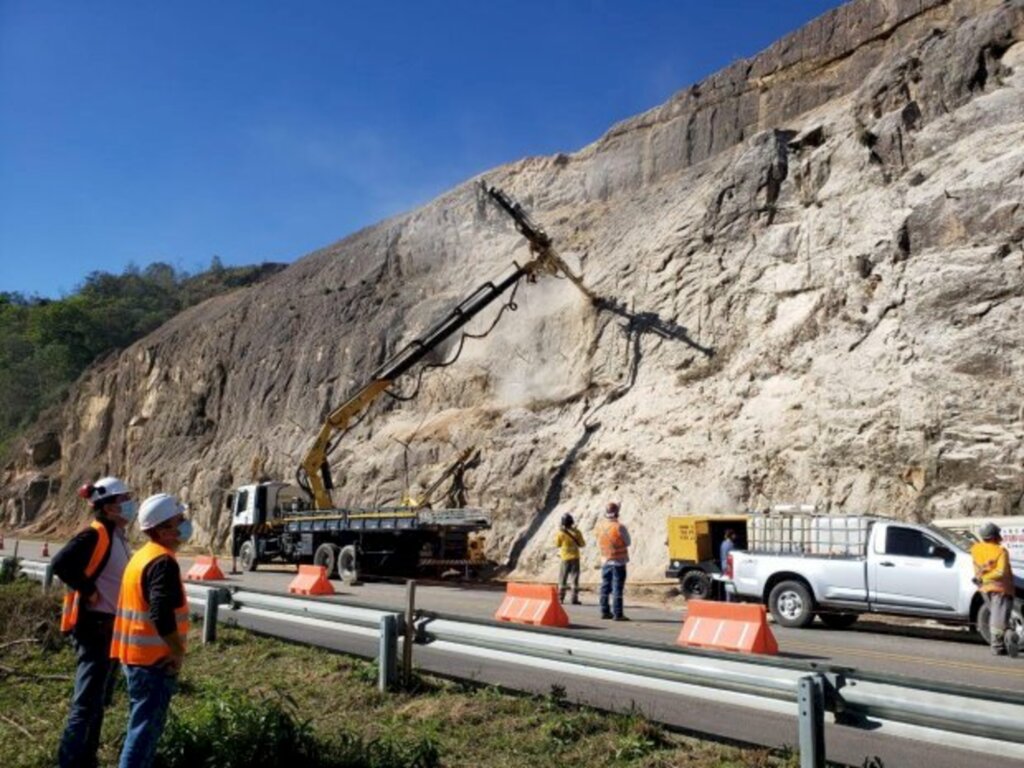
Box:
[722,515,1023,641]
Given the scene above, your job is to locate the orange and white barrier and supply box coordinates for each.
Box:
[186,555,226,581]
[676,600,778,655]
[288,565,335,596]
[494,583,569,628]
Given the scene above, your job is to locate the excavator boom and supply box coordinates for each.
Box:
[299,185,590,509]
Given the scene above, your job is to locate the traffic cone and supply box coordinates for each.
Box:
[41,541,49,557]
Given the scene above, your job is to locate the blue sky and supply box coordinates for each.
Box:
[1,1,842,298]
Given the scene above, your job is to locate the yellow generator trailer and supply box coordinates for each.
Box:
[666,515,749,599]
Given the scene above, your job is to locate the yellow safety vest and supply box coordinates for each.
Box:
[110,542,189,666]
[555,528,584,561]
[972,541,1013,594]
[60,521,111,634]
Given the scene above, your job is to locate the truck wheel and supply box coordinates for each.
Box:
[818,612,858,630]
[338,544,360,584]
[238,540,258,572]
[313,543,338,578]
[975,602,992,645]
[680,570,712,600]
[768,580,815,628]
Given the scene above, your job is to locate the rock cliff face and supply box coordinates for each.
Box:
[5,0,1023,581]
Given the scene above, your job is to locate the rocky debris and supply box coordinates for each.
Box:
[4,0,1023,582]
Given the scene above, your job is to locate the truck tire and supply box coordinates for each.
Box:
[768,580,815,628]
[338,544,360,584]
[313,543,338,579]
[238,540,258,572]
[680,570,712,600]
[818,612,858,630]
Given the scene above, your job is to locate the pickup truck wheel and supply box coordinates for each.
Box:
[818,612,858,630]
[680,570,712,600]
[238,540,258,572]
[313,543,338,579]
[975,602,993,645]
[768,580,815,628]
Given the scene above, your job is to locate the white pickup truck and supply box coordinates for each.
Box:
[721,514,1023,642]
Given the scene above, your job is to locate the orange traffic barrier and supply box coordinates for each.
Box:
[494,583,569,628]
[186,555,226,581]
[41,541,49,557]
[288,565,335,596]
[676,600,778,655]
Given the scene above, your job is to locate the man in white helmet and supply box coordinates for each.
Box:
[111,493,192,768]
[53,476,137,768]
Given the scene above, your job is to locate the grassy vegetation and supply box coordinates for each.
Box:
[0,578,801,767]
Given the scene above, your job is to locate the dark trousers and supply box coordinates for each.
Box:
[599,563,627,618]
[558,559,580,603]
[58,611,116,768]
[119,664,178,768]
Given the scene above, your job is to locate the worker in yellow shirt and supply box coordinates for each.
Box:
[971,522,1014,655]
[554,513,585,605]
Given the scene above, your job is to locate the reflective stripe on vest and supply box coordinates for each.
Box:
[110,541,189,666]
[60,521,111,634]
[597,520,628,561]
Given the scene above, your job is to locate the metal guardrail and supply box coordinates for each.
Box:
[13,558,1024,765]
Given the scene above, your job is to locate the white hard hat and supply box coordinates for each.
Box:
[138,493,186,531]
[78,476,131,507]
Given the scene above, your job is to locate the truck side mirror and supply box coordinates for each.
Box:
[225,493,235,512]
[929,544,953,560]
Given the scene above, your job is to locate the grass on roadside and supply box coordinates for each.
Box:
[0,578,803,768]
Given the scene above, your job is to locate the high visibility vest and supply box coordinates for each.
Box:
[60,521,111,634]
[596,520,628,562]
[110,542,189,666]
[972,541,1014,594]
[555,528,584,561]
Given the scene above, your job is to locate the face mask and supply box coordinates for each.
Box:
[117,499,138,523]
[177,519,193,543]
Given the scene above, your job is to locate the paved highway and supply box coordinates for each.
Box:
[9,538,1023,766]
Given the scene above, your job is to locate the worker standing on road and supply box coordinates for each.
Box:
[971,522,1015,655]
[719,529,738,602]
[53,476,136,768]
[555,513,585,604]
[596,501,631,621]
[112,493,191,768]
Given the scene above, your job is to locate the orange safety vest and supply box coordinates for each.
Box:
[971,541,1014,595]
[596,520,628,562]
[60,521,111,634]
[110,541,189,666]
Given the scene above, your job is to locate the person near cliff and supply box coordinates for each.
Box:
[555,513,585,605]
[53,476,137,768]
[971,522,1015,655]
[112,493,192,768]
[596,501,631,621]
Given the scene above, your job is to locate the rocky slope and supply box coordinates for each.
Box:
[4,0,1023,582]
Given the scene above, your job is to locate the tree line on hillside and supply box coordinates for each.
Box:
[0,258,285,459]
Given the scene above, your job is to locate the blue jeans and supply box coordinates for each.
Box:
[58,611,116,768]
[119,664,178,768]
[600,563,627,618]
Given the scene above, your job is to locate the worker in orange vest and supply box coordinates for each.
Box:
[971,522,1015,655]
[53,476,136,768]
[596,501,631,621]
[112,493,192,768]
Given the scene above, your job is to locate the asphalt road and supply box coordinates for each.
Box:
[9,537,1024,767]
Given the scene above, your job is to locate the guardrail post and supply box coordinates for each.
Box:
[378,613,398,692]
[403,580,416,688]
[798,674,826,768]
[203,589,220,644]
[42,562,54,593]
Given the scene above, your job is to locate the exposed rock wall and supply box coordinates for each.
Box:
[6,0,1023,582]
